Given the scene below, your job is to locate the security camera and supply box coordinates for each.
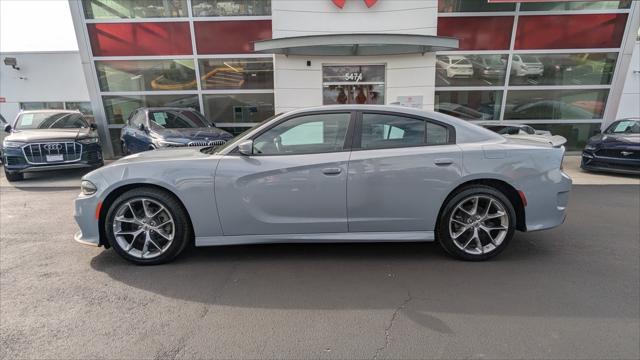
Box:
[3,57,20,71]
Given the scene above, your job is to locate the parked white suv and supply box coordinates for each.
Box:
[437,55,474,78]
[511,55,544,77]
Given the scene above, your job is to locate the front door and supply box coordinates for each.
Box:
[215,112,354,236]
[347,111,462,232]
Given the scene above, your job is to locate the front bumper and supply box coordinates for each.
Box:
[74,194,102,247]
[3,143,103,173]
[581,150,640,175]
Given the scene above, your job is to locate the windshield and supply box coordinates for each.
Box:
[14,112,88,130]
[521,55,540,63]
[451,58,471,65]
[148,110,210,130]
[605,120,640,134]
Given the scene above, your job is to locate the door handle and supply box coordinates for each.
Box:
[322,167,342,175]
[434,158,454,166]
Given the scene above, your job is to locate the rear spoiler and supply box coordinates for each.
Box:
[549,135,567,148]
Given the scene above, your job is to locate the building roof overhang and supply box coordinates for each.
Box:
[254,33,459,56]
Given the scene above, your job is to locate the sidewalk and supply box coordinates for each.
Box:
[1,156,637,189]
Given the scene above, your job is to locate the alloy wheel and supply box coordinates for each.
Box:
[449,195,509,255]
[112,197,175,259]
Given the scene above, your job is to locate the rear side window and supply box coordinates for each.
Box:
[360,113,450,149]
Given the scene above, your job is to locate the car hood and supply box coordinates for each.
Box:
[590,133,640,146]
[154,127,232,141]
[112,147,214,166]
[5,128,92,142]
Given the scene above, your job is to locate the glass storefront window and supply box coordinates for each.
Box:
[509,53,617,86]
[96,60,197,92]
[322,65,385,105]
[435,91,503,120]
[65,102,94,115]
[88,22,193,56]
[438,0,515,12]
[504,90,609,120]
[436,54,508,87]
[191,0,271,16]
[20,102,64,110]
[198,58,273,90]
[82,0,188,19]
[102,95,200,124]
[524,123,601,151]
[520,1,631,11]
[203,93,274,124]
[438,17,514,50]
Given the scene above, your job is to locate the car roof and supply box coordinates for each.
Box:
[18,109,81,114]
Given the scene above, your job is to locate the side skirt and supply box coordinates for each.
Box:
[196,231,435,247]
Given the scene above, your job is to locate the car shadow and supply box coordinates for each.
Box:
[89,229,636,325]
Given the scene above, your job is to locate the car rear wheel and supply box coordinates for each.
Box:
[105,187,191,265]
[437,185,515,261]
[4,168,24,182]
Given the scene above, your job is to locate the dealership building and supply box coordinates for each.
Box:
[1,0,639,157]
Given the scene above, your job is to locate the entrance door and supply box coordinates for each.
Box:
[215,112,354,236]
[322,64,385,105]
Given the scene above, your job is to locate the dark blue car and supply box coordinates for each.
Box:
[581,118,640,175]
[120,107,233,155]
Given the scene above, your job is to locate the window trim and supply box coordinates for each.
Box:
[351,110,456,151]
[233,110,357,156]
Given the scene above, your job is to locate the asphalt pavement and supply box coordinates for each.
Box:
[1,182,639,359]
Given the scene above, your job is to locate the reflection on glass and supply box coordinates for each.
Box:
[20,102,65,111]
[102,95,199,124]
[436,54,507,86]
[504,90,609,120]
[83,0,188,19]
[323,85,385,105]
[438,0,514,12]
[191,0,271,16]
[520,1,630,11]
[322,65,386,83]
[524,123,600,151]
[96,60,197,92]
[203,94,274,124]
[65,102,94,115]
[198,58,273,90]
[509,53,617,86]
[435,91,503,120]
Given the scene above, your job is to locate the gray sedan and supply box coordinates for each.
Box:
[74,105,572,265]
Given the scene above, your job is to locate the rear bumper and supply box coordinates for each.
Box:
[522,169,572,232]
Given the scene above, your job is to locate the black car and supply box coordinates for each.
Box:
[2,110,103,181]
[120,107,233,155]
[581,118,640,175]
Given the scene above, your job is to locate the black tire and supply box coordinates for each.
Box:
[436,185,516,261]
[104,187,191,265]
[4,168,24,182]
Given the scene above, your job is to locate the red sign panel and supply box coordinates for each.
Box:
[0,97,5,103]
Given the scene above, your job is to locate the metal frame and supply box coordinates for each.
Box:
[434,1,638,130]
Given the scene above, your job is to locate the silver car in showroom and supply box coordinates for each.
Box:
[74,105,572,265]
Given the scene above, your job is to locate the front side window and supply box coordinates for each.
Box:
[14,113,88,130]
[360,113,449,149]
[253,113,350,155]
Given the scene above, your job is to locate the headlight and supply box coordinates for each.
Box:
[2,140,24,148]
[155,139,185,147]
[80,180,97,195]
[78,137,99,144]
[584,144,597,151]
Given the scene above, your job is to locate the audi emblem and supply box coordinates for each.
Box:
[43,143,63,151]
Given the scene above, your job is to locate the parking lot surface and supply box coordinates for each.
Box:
[1,182,638,359]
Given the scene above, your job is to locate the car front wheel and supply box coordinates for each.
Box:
[105,187,191,265]
[437,185,516,261]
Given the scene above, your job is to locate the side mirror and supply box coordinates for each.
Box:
[237,140,253,156]
[592,129,601,136]
[89,123,98,130]
[3,124,11,133]
[138,123,146,132]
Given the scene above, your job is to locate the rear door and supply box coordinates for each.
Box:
[215,111,355,236]
[347,111,462,232]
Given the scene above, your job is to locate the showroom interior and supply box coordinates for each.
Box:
[4,0,635,157]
